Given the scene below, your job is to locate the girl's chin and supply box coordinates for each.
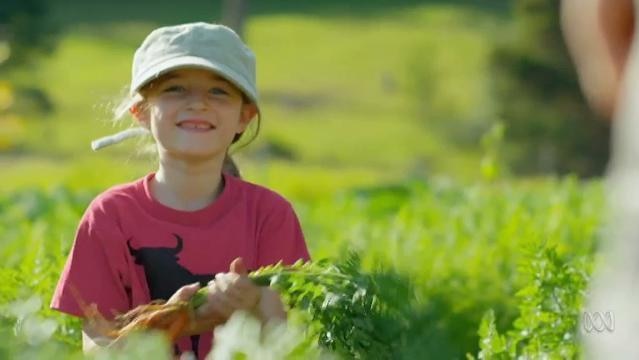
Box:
[161,148,226,162]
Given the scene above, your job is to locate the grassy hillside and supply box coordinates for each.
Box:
[4,0,510,191]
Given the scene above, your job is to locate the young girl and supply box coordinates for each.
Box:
[50,22,310,359]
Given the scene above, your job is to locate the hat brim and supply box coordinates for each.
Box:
[131,56,259,111]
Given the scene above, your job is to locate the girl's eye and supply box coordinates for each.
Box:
[163,85,186,93]
[209,87,229,96]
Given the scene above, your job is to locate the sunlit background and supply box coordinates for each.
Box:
[2,0,610,192]
[0,0,612,358]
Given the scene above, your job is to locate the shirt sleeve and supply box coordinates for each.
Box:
[50,197,131,320]
[256,201,311,268]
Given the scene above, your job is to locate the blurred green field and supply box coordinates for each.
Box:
[4,0,510,191]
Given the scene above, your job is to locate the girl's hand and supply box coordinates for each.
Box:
[167,283,227,337]
[164,258,288,337]
[167,282,224,336]
[196,257,261,321]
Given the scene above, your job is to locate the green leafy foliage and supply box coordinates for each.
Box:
[249,254,413,359]
[0,177,603,358]
[475,242,590,359]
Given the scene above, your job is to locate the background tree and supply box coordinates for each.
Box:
[0,0,57,151]
[1,0,56,69]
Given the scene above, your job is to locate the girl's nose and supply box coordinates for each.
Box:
[186,90,209,110]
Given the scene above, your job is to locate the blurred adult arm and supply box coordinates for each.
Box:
[561,0,634,118]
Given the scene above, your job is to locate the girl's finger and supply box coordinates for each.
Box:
[218,272,240,283]
[222,285,245,306]
[227,281,261,310]
[209,293,235,318]
[213,273,232,293]
[218,273,243,292]
[167,283,200,304]
[229,257,248,275]
[207,275,258,310]
[198,283,235,318]
[232,276,255,292]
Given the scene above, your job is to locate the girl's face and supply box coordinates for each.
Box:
[135,68,256,161]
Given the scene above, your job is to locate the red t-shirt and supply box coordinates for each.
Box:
[50,172,310,358]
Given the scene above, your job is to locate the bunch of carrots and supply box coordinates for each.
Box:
[74,271,275,343]
[72,255,401,359]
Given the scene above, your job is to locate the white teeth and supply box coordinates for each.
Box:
[179,123,212,130]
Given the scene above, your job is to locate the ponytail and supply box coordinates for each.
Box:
[223,154,240,178]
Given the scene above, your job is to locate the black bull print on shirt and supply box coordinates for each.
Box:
[127,234,215,300]
[127,233,216,358]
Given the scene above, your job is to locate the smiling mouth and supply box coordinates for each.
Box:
[177,120,215,131]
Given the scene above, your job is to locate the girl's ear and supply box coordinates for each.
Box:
[237,103,257,132]
[130,103,150,129]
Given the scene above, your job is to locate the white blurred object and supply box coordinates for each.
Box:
[583,3,639,358]
[90,127,150,151]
